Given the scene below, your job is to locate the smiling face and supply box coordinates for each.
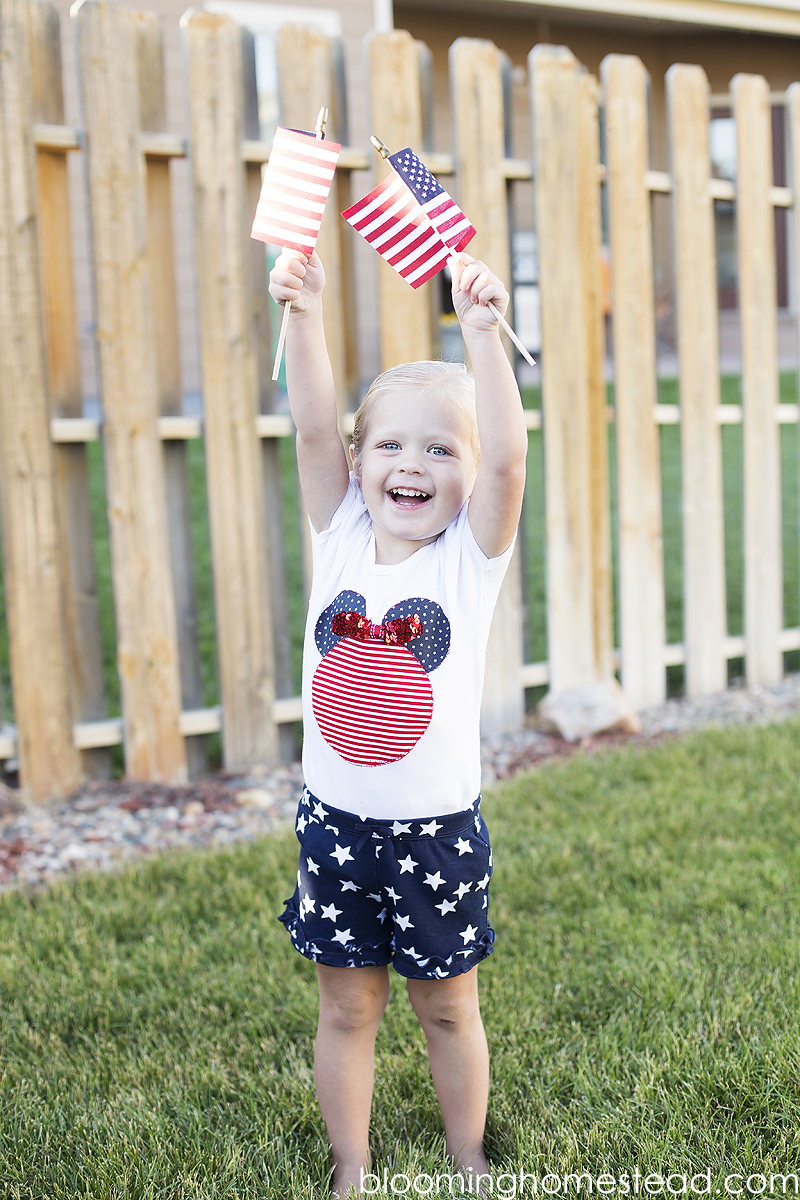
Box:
[352,388,479,563]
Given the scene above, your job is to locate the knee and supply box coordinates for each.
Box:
[319,972,390,1034]
[410,987,479,1033]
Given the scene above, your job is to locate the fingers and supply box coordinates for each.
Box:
[455,257,508,309]
[269,248,308,305]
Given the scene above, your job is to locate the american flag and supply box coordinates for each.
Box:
[341,167,451,289]
[251,127,341,255]
[388,147,476,253]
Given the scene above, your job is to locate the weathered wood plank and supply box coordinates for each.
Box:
[450,38,512,358]
[137,9,207,778]
[666,63,727,697]
[577,70,614,683]
[0,0,81,799]
[733,73,783,686]
[277,24,356,415]
[28,0,110,779]
[74,0,186,781]
[529,45,596,692]
[452,36,523,737]
[601,54,665,709]
[369,29,433,368]
[182,8,279,769]
[241,28,294,762]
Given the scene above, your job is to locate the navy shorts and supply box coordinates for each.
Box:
[278,789,494,979]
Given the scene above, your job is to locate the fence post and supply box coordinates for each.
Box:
[183,9,279,770]
[666,64,727,697]
[368,29,434,368]
[732,73,783,686]
[28,0,111,779]
[788,82,800,634]
[137,9,207,777]
[74,0,186,782]
[277,24,357,416]
[451,36,523,737]
[0,0,82,800]
[577,70,614,683]
[529,45,605,691]
[601,54,666,709]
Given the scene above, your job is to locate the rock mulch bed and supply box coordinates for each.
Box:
[2,674,799,894]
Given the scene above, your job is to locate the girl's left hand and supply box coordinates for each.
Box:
[450,252,509,332]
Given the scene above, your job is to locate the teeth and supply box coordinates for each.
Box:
[392,488,429,498]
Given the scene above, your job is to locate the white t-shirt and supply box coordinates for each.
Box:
[301,476,515,820]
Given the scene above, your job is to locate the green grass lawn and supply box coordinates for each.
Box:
[3,718,800,1196]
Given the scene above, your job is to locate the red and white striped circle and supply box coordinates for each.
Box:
[312,639,434,766]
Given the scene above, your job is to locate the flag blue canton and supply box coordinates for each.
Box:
[389,149,445,203]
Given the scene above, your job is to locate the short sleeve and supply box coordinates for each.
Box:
[443,501,517,621]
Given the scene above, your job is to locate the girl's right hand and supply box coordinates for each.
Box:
[268,248,325,314]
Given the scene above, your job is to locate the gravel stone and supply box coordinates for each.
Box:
[2,675,799,893]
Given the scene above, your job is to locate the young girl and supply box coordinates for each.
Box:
[269,247,528,1198]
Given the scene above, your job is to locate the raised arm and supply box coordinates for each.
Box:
[268,250,350,531]
[450,254,528,558]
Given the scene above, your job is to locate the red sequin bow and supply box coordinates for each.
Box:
[332,610,423,645]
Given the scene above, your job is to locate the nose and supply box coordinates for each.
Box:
[398,449,424,474]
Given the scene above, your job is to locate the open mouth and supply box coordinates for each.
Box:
[388,487,432,507]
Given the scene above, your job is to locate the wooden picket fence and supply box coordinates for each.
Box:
[1,0,799,802]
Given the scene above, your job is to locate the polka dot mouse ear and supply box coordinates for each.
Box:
[382,598,450,673]
[315,590,366,656]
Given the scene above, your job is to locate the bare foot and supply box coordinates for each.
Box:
[454,1148,492,1197]
[330,1163,367,1198]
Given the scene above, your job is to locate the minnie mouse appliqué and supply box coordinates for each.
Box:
[313,590,451,767]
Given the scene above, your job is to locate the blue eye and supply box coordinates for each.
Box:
[430,446,449,456]
[380,441,400,450]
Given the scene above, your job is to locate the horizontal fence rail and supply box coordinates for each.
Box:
[1,0,799,798]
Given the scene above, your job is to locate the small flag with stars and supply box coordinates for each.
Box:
[341,168,451,288]
[388,147,476,253]
[250,127,341,255]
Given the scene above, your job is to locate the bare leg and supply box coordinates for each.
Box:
[406,967,490,1188]
[315,963,391,1198]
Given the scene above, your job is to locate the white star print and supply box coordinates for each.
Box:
[296,870,301,886]
[435,898,457,916]
[313,801,328,819]
[296,814,308,834]
[433,966,449,978]
[403,946,430,965]
[397,853,418,874]
[457,948,474,957]
[324,824,339,836]
[391,820,412,835]
[341,880,360,892]
[474,815,481,832]
[424,871,445,892]
[460,924,478,944]
[332,928,354,945]
[302,893,316,915]
[453,881,472,899]
[385,886,401,902]
[395,914,415,931]
[455,837,473,856]
[306,857,320,875]
[377,908,388,924]
[330,844,354,867]
[419,819,443,837]
[320,902,342,922]
[482,896,488,909]
[367,892,382,902]
[476,873,490,890]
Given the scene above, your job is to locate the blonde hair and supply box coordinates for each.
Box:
[351,361,480,464]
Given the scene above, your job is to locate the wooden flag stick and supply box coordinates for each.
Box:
[486,299,536,367]
[369,135,536,367]
[272,108,328,383]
